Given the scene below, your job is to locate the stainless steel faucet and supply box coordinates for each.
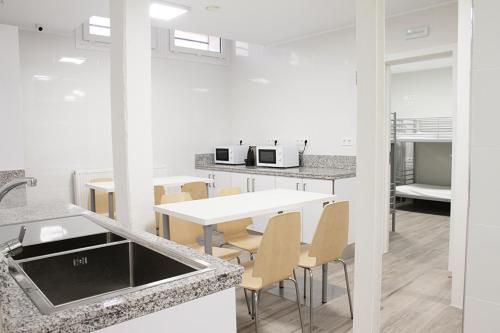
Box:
[0,226,26,257]
[0,177,37,204]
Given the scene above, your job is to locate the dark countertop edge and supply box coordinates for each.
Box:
[0,203,243,333]
[195,165,356,180]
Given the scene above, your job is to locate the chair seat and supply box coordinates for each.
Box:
[239,261,264,291]
[192,245,241,261]
[226,233,262,253]
[297,247,318,268]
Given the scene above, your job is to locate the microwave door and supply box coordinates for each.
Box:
[259,149,276,164]
[216,148,230,162]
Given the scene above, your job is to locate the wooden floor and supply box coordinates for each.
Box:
[235,208,463,332]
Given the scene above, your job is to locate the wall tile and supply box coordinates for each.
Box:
[468,147,500,227]
[471,1,500,70]
[465,224,500,303]
[470,68,500,148]
[464,297,500,333]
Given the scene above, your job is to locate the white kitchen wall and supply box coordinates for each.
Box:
[15,2,457,203]
[228,2,458,155]
[391,67,453,118]
[0,24,24,171]
[19,30,229,203]
[463,1,500,331]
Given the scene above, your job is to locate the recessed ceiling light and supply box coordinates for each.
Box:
[249,78,271,85]
[193,88,209,93]
[58,57,86,65]
[64,95,76,102]
[33,74,51,81]
[205,5,220,12]
[72,90,86,97]
[150,1,189,21]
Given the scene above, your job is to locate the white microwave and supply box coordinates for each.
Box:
[214,145,247,165]
[256,145,299,168]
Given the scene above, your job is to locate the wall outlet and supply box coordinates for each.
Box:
[266,138,279,145]
[296,139,308,145]
[341,137,353,146]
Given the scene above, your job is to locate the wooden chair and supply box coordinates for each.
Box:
[240,212,304,333]
[87,178,115,217]
[298,201,353,332]
[154,185,166,235]
[181,181,208,200]
[217,187,262,258]
[160,192,240,261]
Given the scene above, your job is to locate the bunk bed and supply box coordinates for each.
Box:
[390,113,452,231]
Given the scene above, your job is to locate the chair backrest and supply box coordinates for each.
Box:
[217,187,253,236]
[253,212,301,288]
[160,192,202,245]
[154,185,166,227]
[309,201,349,264]
[181,181,208,200]
[87,178,113,214]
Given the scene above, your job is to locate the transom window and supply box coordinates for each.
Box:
[83,16,111,43]
[170,30,225,58]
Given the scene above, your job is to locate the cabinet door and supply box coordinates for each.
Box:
[195,170,215,197]
[301,179,334,244]
[248,174,276,233]
[275,176,304,241]
[334,177,357,244]
[231,173,252,193]
[211,171,232,196]
[251,174,275,192]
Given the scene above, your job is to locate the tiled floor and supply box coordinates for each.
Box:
[235,207,462,332]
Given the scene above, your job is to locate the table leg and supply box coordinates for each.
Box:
[108,192,114,219]
[90,189,96,212]
[162,214,170,239]
[203,225,213,255]
[322,263,328,303]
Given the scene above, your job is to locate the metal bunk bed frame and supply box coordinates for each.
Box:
[390,113,452,232]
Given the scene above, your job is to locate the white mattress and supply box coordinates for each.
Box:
[396,183,451,202]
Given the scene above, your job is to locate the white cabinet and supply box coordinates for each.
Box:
[197,169,355,243]
[301,179,334,244]
[247,174,276,233]
[334,177,357,243]
[275,177,333,244]
[233,173,276,233]
[230,173,252,193]
[195,170,232,197]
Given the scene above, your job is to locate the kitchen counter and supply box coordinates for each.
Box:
[196,164,356,180]
[0,201,243,333]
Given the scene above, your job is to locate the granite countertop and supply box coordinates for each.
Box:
[196,164,356,180]
[0,201,243,333]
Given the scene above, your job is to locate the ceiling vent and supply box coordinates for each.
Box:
[405,26,429,40]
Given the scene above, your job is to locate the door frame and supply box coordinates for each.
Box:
[384,43,468,309]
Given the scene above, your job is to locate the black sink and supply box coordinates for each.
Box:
[7,215,213,314]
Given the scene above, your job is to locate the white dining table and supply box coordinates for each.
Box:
[153,188,336,255]
[86,176,214,218]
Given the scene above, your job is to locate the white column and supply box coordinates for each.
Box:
[449,0,472,309]
[110,0,155,232]
[353,1,385,332]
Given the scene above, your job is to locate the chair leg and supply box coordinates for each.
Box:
[336,259,354,319]
[243,288,251,315]
[303,268,307,299]
[321,263,328,304]
[307,268,314,333]
[289,275,305,333]
[253,291,259,332]
[236,256,241,265]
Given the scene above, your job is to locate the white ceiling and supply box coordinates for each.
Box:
[0,0,456,45]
